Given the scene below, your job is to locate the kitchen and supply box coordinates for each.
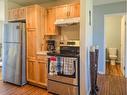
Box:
[0,0,93,94]
[1,0,82,95]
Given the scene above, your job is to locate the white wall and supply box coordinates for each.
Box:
[105,16,122,61]
[0,22,3,44]
[0,0,7,21]
[0,0,7,45]
[80,0,93,94]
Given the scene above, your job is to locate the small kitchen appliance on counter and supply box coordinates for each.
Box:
[47,40,56,53]
[47,46,80,95]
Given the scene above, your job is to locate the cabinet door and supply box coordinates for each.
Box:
[18,7,26,19]
[46,8,57,35]
[26,5,37,29]
[56,5,68,19]
[8,10,13,20]
[37,61,47,86]
[27,59,38,82]
[27,29,36,58]
[69,3,80,18]
[12,9,19,20]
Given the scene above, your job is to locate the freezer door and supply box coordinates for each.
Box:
[2,43,22,85]
[4,23,22,43]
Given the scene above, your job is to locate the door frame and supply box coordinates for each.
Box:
[104,13,126,77]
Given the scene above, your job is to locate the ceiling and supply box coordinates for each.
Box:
[8,0,125,7]
[8,0,56,6]
[93,0,125,5]
[8,0,79,6]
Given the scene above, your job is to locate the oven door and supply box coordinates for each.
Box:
[48,56,79,85]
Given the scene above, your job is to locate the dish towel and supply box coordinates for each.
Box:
[63,57,76,75]
[57,57,64,74]
[49,56,57,75]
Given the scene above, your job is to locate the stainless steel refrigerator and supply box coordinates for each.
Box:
[2,22,27,86]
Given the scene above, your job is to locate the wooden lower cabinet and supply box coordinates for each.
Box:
[27,56,47,88]
[37,61,47,86]
[27,59,38,82]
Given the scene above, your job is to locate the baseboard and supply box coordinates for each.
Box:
[98,71,105,75]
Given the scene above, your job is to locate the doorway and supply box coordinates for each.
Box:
[104,14,126,77]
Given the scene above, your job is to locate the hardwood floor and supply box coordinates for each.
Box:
[97,75,127,95]
[106,63,123,77]
[0,81,50,95]
[97,63,127,95]
[0,64,126,95]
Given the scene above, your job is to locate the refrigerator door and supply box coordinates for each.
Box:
[2,43,22,85]
[4,23,21,43]
[21,23,26,85]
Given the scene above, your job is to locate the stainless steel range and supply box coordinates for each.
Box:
[47,46,80,95]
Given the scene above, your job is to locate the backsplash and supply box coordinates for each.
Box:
[60,24,80,41]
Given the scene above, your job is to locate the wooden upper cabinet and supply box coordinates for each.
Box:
[46,8,57,35]
[8,10,13,20]
[13,9,19,20]
[56,5,68,19]
[26,5,37,29]
[69,3,80,18]
[55,3,80,19]
[18,7,26,19]
[26,5,42,30]
[8,7,26,21]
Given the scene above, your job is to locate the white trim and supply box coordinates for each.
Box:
[98,71,105,75]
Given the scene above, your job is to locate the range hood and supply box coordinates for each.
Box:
[55,17,80,26]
